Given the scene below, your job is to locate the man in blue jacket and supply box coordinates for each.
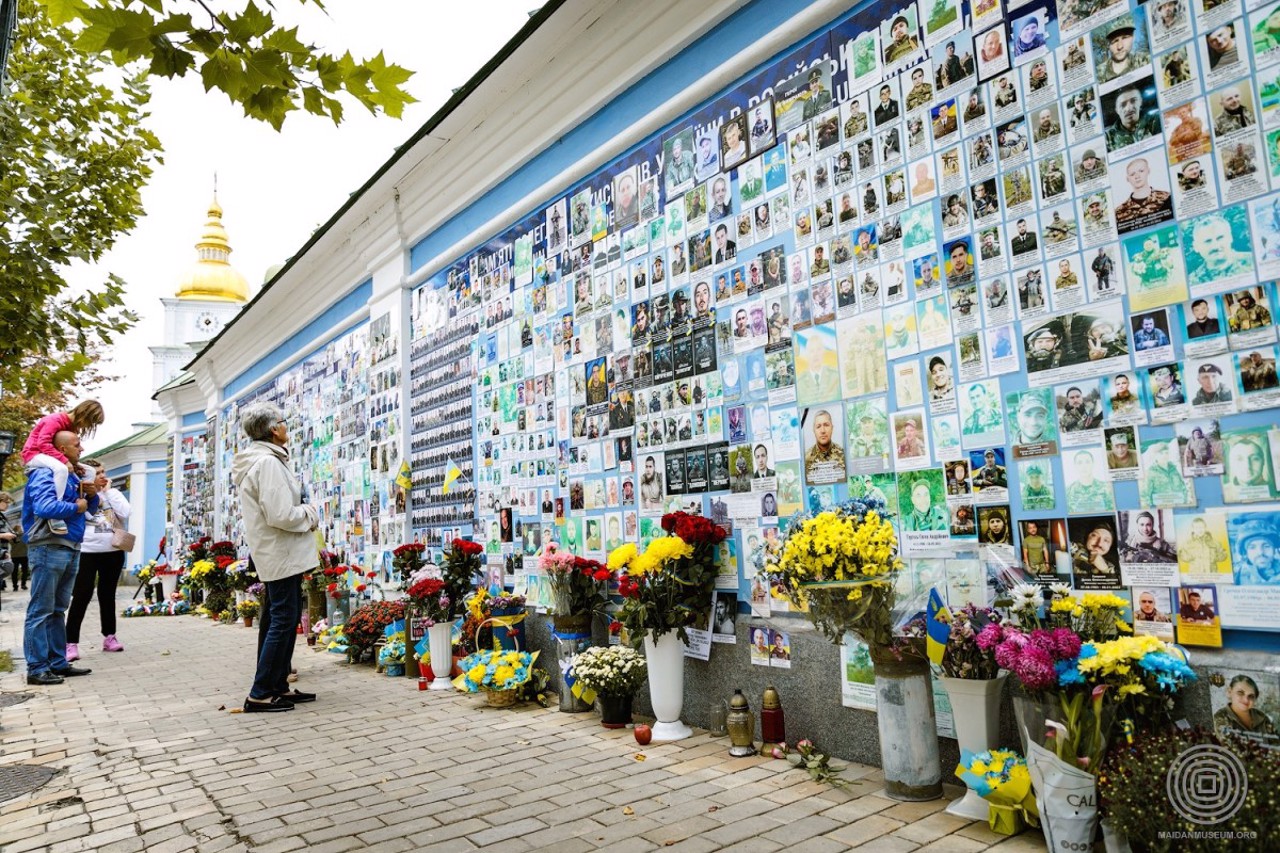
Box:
[23,430,99,685]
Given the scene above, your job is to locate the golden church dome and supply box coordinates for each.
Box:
[175,196,249,302]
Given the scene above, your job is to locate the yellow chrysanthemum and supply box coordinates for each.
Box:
[607,543,637,571]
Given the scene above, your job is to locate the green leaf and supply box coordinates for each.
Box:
[222,1,274,42]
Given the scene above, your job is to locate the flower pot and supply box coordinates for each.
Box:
[484,688,518,708]
[426,623,453,691]
[1012,693,1062,756]
[243,616,254,628]
[598,693,633,729]
[941,673,1008,819]
[643,633,691,741]
[872,654,943,801]
[159,574,179,600]
[556,633,592,713]
[489,605,527,651]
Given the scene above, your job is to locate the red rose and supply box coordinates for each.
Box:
[327,583,337,592]
[593,569,611,582]
[356,584,367,592]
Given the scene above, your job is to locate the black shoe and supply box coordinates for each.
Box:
[276,690,316,703]
[51,666,92,677]
[27,672,65,685]
[243,696,294,713]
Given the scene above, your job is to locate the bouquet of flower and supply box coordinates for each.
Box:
[455,649,540,694]
[775,498,902,647]
[185,536,213,566]
[940,605,1004,679]
[610,511,726,644]
[488,592,527,610]
[406,575,450,624]
[771,739,849,788]
[392,542,426,586]
[990,625,1083,701]
[956,749,1039,834]
[343,600,407,654]
[323,564,352,600]
[442,538,483,619]
[227,559,259,592]
[569,645,647,698]
[135,561,157,585]
[539,543,612,617]
[1003,583,1130,643]
[237,599,260,620]
[378,631,406,666]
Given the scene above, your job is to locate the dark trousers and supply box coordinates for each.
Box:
[66,550,125,643]
[250,573,301,699]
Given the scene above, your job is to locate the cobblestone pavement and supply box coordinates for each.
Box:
[0,589,1047,852]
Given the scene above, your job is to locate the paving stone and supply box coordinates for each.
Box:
[0,598,1006,852]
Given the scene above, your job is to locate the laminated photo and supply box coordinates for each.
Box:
[1154,44,1202,108]
[1175,585,1223,647]
[1019,459,1057,512]
[1068,514,1123,589]
[1064,447,1117,513]
[1122,225,1189,311]
[990,71,1022,124]
[1039,152,1073,205]
[983,274,1014,324]
[883,301,920,359]
[1181,206,1257,292]
[1216,130,1268,203]
[1224,282,1278,347]
[1072,140,1111,193]
[1022,305,1131,388]
[891,408,932,470]
[1176,418,1225,476]
[1226,510,1280,585]
[984,323,1021,375]
[1131,588,1176,641]
[1022,55,1058,112]
[960,85,991,136]
[1059,35,1096,93]
[1007,387,1060,457]
[925,0,964,47]
[949,281,981,334]
[1020,517,1067,578]
[895,359,923,408]
[1235,345,1280,411]
[1221,425,1280,502]
[1188,354,1238,417]
[1252,1,1280,70]
[957,330,986,381]
[933,413,963,461]
[1092,11,1152,96]
[1059,0,1129,41]
[1051,255,1087,310]
[997,117,1031,168]
[975,24,1011,81]
[897,467,951,552]
[971,447,1010,502]
[873,77,903,130]
[977,223,1009,276]
[1009,215,1043,267]
[881,7,925,71]
[1130,307,1176,366]
[1204,667,1280,748]
[1172,156,1220,220]
[1145,362,1192,424]
[1102,76,1163,160]
[846,396,891,474]
[959,378,1006,448]
[1200,19,1250,90]
[1150,0,1194,53]
[1118,509,1178,586]
[1176,510,1233,583]
[1056,380,1105,447]
[1139,437,1197,508]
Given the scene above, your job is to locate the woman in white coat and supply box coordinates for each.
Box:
[65,459,130,660]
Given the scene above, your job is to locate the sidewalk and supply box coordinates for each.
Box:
[0,589,1043,852]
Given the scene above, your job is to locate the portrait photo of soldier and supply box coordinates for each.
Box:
[1102,79,1162,155]
[1182,210,1255,286]
[1093,16,1150,87]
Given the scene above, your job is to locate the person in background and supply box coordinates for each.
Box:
[0,493,20,594]
[20,401,105,536]
[232,403,320,712]
[64,459,130,660]
[22,430,99,685]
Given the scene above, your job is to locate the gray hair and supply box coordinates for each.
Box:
[241,402,285,441]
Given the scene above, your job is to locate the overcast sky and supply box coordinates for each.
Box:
[76,0,536,448]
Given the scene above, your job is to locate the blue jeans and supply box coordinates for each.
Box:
[250,573,302,699]
[24,545,80,675]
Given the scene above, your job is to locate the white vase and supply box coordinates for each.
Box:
[160,574,179,600]
[426,623,454,691]
[643,633,691,741]
[941,673,1008,820]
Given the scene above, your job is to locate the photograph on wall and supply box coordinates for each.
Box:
[1118,508,1179,586]
[1064,447,1117,514]
[1121,224,1189,311]
[1222,426,1280,503]
[1176,585,1223,647]
[1069,514,1123,589]
[898,467,950,551]
[1102,76,1163,159]
[846,397,891,473]
[1176,418,1225,476]
[1227,510,1280,585]
[976,24,1011,81]
[1019,459,1056,511]
[1021,304,1131,387]
[1131,587,1175,640]
[801,404,847,485]
[1206,668,1280,748]
[881,7,924,70]
[1007,387,1059,457]
[891,407,932,470]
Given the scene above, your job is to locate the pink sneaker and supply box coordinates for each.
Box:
[65,643,80,662]
[102,636,124,653]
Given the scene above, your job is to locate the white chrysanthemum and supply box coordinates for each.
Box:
[1010,582,1043,611]
[1048,582,1072,600]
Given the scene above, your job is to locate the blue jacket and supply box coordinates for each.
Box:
[22,467,99,547]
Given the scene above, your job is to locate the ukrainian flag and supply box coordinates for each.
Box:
[442,461,463,494]
[926,588,951,666]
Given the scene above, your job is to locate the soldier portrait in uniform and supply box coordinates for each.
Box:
[1112,155,1174,234]
[881,10,922,67]
[802,406,847,485]
[1211,83,1256,138]
[1007,388,1059,448]
[1224,286,1276,334]
[1092,16,1150,89]
[1064,450,1116,514]
[898,470,949,532]
[1182,209,1255,286]
[1103,79,1162,155]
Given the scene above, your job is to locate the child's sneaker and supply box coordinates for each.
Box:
[49,519,68,535]
[65,643,80,662]
[102,635,124,652]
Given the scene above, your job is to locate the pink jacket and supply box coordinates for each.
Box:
[21,412,72,465]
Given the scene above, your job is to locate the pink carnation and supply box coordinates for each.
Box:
[975,623,1004,651]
